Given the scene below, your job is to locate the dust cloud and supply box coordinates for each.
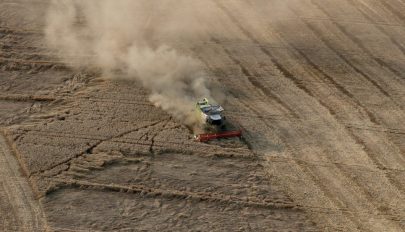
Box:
[45,0,213,126]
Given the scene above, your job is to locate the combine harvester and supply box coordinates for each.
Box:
[194,98,242,142]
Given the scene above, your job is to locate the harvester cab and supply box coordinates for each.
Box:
[194,98,242,142]
[196,98,224,126]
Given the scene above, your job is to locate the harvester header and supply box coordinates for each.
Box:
[194,98,242,142]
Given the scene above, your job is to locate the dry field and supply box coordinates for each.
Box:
[1,0,405,231]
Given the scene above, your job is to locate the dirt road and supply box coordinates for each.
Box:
[1,0,405,231]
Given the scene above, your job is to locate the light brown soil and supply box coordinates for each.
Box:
[1,0,404,231]
[0,132,45,231]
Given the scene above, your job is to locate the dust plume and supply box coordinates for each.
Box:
[44,0,213,126]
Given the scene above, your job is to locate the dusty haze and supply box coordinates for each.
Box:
[2,0,405,231]
[45,0,214,126]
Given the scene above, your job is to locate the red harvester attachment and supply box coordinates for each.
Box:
[194,130,242,142]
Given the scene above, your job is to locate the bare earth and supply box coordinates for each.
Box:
[1,0,405,231]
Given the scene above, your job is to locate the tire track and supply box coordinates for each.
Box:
[241,96,403,229]
[310,0,405,82]
[299,16,405,27]
[237,98,366,230]
[215,0,387,136]
[267,156,405,173]
[0,130,45,231]
[196,39,405,63]
[342,0,405,87]
[213,1,404,229]
[230,93,369,229]
[215,0,380,126]
[276,0,405,215]
[268,2,405,177]
[309,0,405,156]
[270,29,381,126]
[346,0,405,70]
[277,8,405,191]
[217,2,402,183]
[258,95,401,223]
[212,1,355,125]
[210,37,300,119]
[378,0,405,23]
[293,7,399,103]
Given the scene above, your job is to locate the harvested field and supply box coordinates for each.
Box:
[0,0,404,231]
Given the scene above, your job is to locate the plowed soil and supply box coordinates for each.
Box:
[1,0,404,231]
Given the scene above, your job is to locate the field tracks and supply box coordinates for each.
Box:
[0,129,46,231]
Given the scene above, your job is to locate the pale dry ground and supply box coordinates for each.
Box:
[1,0,405,231]
[0,132,45,231]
